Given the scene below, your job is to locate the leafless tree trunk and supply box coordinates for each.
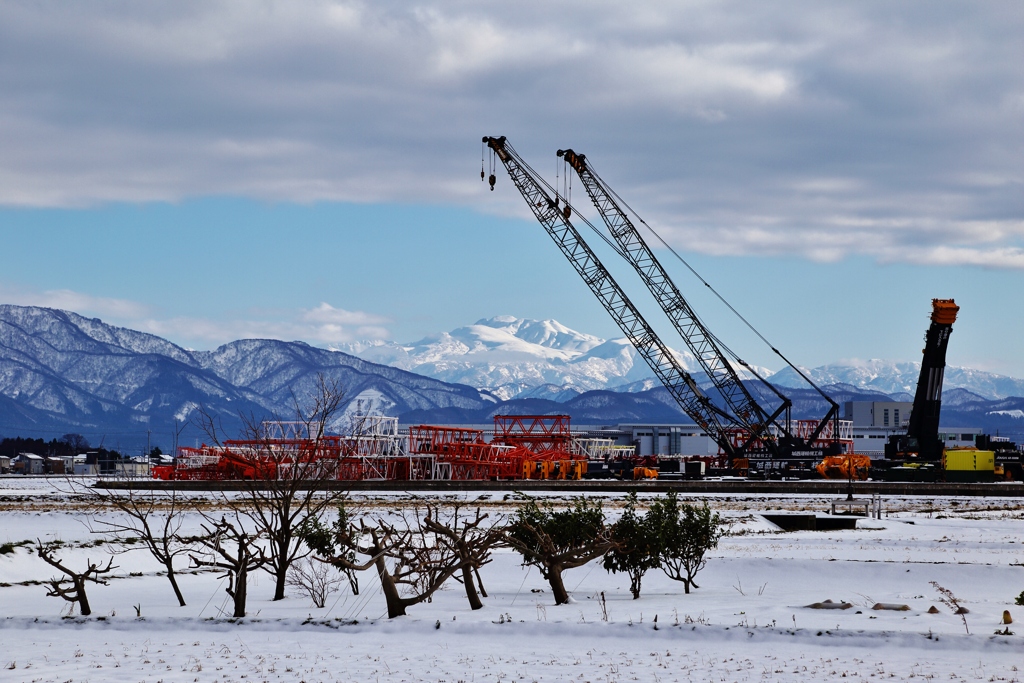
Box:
[195,374,350,602]
[37,540,117,617]
[189,517,267,618]
[302,504,477,618]
[87,484,192,606]
[421,505,505,610]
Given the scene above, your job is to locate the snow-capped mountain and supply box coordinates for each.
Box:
[769,359,1024,401]
[6,305,1024,449]
[343,316,1024,403]
[339,316,686,400]
[0,305,492,450]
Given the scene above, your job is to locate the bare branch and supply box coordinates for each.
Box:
[37,540,118,616]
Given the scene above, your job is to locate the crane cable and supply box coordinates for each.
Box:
[586,158,836,406]
[492,143,720,390]
[490,142,814,412]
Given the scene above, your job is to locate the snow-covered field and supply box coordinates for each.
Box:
[2,478,1023,682]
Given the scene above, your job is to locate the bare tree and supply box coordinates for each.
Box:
[505,497,614,606]
[85,485,193,606]
[189,517,267,618]
[37,540,117,617]
[422,505,505,610]
[286,557,345,608]
[54,459,194,607]
[60,432,90,452]
[195,374,349,602]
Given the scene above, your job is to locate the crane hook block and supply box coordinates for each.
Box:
[488,173,496,190]
[563,205,571,219]
[481,170,485,180]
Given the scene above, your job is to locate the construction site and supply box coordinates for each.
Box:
[147,136,1022,488]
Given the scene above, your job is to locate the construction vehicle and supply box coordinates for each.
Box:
[483,136,848,477]
[984,435,1024,480]
[873,300,960,481]
[870,299,1023,482]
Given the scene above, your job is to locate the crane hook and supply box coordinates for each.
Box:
[488,174,496,191]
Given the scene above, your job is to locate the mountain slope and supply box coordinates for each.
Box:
[0,306,492,450]
[194,339,490,417]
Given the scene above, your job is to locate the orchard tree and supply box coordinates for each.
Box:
[189,517,267,618]
[421,504,505,610]
[37,540,117,617]
[505,496,613,605]
[649,493,723,593]
[301,503,470,618]
[194,373,349,602]
[604,493,660,599]
[87,485,192,606]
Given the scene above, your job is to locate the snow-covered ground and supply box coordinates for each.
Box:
[1,478,1023,682]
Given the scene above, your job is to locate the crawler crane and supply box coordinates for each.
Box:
[483,136,847,474]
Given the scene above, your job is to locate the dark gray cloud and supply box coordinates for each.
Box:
[1,0,1021,266]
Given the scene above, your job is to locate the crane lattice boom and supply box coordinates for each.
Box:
[558,148,793,456]
[484,136,741,457]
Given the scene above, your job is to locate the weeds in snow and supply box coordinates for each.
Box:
[930,581,969,634]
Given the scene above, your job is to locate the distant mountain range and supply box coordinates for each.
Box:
[0,305,491,451]
[344,316,1024,402]
[338,316,674,401]
[769,360,1024,401]
[1,306,1023,450]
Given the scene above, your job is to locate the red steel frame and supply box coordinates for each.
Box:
[492,414,572,453]
[154,416,589,482]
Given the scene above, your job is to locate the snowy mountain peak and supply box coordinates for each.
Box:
[339,315,695,400]
[469,316,604,354]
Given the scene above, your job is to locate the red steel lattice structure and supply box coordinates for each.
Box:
[408,425,526,480]
[493,414,572,453]
[154,416,589,482]
[492,415,587,480]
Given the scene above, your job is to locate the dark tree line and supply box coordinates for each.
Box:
[0,434,109,458]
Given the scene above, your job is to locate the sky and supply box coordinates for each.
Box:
[0,1,1022,376]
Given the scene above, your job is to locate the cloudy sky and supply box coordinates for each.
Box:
[1,1,1022,374]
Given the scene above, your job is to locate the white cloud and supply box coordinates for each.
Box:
[0,286,150,319]
[0,285,390,348]
[0,1,1021,267]
[138,302,392,347]
[136,314,391,347]
[300,302,390,327]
